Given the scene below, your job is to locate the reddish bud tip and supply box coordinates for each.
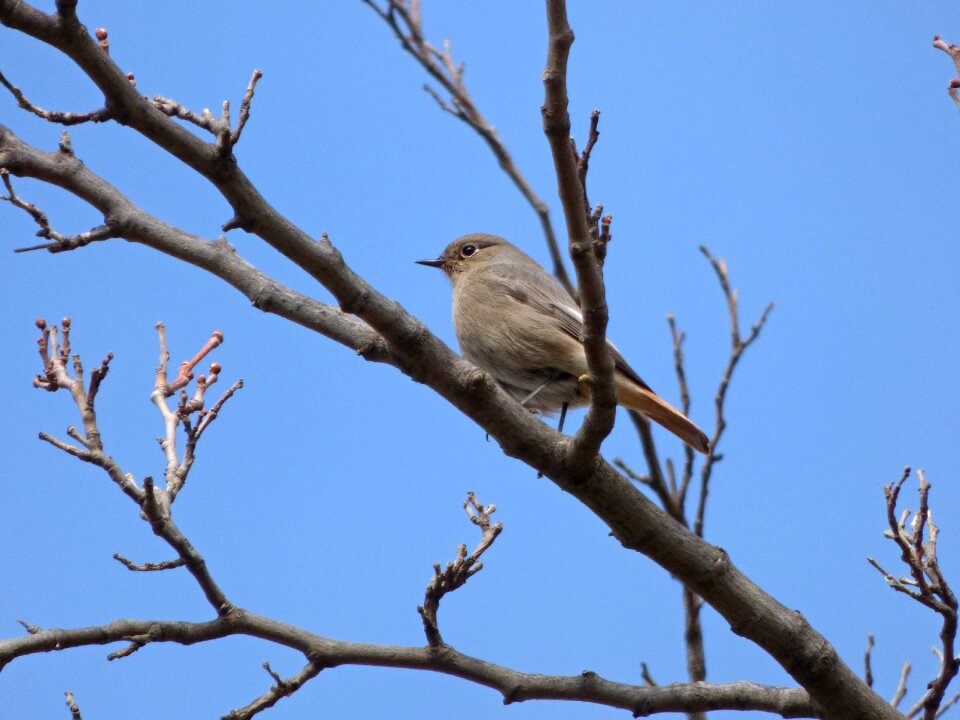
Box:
[35,318,46,329]
[934,35,941,42]
[212,330,224,343]
[95,28,108,40]
[951,79,960,89]
[61,317,71,327]
[210,362,222,374]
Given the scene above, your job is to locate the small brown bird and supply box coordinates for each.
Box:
[418,233,709,454]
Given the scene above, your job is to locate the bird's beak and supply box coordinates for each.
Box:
[415,257,445,269]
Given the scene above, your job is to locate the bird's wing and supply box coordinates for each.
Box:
[547,302,653,391]
[506,283,654,392]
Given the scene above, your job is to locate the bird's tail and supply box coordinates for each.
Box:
[616,378,710,455]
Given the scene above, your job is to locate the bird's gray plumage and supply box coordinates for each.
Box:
[423,233,650,412]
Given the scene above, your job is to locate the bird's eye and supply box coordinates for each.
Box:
[461,245,477,257]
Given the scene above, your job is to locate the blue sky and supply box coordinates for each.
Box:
[1,2,958,719]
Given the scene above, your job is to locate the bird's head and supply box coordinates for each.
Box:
[416,233,509,278]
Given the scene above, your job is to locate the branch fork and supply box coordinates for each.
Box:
[152,69,263,155]
[868,467,959,719]
[1,171,120,253]
[417,493,503,646]
[30,319,239,616]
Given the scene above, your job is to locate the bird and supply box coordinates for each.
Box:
[417,233,710,454]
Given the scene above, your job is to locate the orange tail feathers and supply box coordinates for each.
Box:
[615,377,710,455]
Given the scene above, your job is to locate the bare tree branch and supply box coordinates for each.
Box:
[936,691,960,719]
[892,663,912,709]
[64,691,82,720]
[222,660,323,720]
[694,246,774,538]
[30,319,143,501]
[667,314,698,510]
[31,320,236,615]
[232,69,263,146]
[641,662,657,687]
[869,468,959,719]
[542,0,617,472]
[152,68,262,153]
[628,410,673,509]
[18,619,41,635]
[0,613,819,717]
[0,69,110,125]
[113,553,186,572]
[418,493,503,646]
[1,169,119,252]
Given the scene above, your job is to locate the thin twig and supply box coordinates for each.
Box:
[640,662,657,687]
[180,377,244,498]
[870,468,959,720]
[153,96,224,135]
[154,70,262,153]
[86,353,113,407]
[694,246,773,538]
[667,314,696,508]
[936,691,960,718]
[113,553,186,572]
[232,69,263,145]
[683,587,706,685]
[418,493,502,646]
[577,110,601,218]
[64,691,82,720]
[627,409,669,495]
[106,634,150,661]
[892,663,912,709]
[614,456,681,522]
[222,660,323,720]
[2,170,119,253]
[0,69,110,125]
[31,320,143,502]
[30,321,236,615]
[17,619,41,635]
[168,330,224,395]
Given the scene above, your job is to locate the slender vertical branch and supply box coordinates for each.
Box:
[541,0,616,470]
[695,247,773,538]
